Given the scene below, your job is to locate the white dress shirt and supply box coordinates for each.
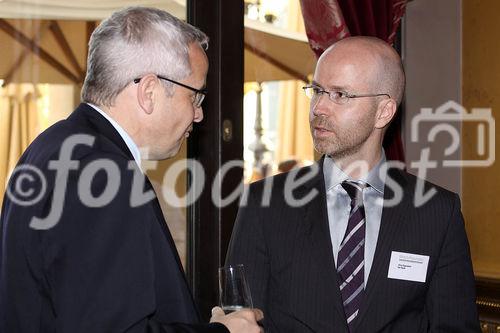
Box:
[87,103,142,169]
[323,153,386,285]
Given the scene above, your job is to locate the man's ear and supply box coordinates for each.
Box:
[375,98,397,130]
[136,75,158,115]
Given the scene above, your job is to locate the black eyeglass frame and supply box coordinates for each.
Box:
[302,85,391,105]
[134,75,207,108]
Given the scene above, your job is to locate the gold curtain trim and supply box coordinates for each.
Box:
[477,298,500,309]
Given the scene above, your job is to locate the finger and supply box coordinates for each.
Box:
[211,306,225,318]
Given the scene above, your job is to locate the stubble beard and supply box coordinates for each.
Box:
[310,117,375,161]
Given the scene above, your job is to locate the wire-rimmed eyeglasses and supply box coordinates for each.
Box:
[134,75,207,108]
[302,85,390,105]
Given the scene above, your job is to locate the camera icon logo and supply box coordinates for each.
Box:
[411,100,495,168]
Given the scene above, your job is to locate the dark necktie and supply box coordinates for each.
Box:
[337,180,368,331]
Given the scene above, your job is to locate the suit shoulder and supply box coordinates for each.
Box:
[19,118,94,164]
[402,170,458,202]
[19,117,129,169]
[395,170,461,225]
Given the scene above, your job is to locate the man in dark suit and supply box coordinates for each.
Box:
[0,7,262,333]
[227,36,480,332]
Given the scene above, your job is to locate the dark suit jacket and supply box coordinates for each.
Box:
[0,104,227,333]
[227,159,480,333]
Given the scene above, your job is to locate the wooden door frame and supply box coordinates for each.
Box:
[186,0,244,320]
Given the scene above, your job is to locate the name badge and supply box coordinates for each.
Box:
[387,251,429,283]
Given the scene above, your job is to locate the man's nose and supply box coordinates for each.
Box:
[311,93,331,117]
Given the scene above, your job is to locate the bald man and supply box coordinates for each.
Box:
[226,37,480,333]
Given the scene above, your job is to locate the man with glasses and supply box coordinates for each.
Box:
[0,7,262,333]
[133,75,207,109]
[227,36,479,332]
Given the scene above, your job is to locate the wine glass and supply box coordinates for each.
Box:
[218,264,253,313]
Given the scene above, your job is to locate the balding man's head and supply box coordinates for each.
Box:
[309,36,404,163]
[319,36,405,106]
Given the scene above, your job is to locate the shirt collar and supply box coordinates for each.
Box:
[323,151,386,194]
[87,103,142,168]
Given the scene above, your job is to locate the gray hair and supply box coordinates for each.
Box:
[81,6,208,107]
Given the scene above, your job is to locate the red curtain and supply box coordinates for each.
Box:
[300,0,408,162]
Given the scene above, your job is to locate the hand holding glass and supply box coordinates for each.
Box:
[218,265,253,313]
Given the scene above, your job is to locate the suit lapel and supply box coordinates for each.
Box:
[295,159,346,329]
[74,103,184,265]
[70,103,135,161]
[144,177,188,274]
[353,168,410,331]
[71,104,199,319]
[142,174,199,320]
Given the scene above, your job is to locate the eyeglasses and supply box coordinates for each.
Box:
[302,85,390,105]
[133,75,207,108]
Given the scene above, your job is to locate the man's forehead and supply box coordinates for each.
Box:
[312,79,352,91]
[315,56,368,79]
[189,45,209,73]
[314,56,380,93]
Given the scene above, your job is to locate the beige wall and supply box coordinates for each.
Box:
[403,0,462,193]
[462,0,500,279]
[0,84,73,203]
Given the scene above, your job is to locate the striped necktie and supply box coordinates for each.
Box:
[337,180,368,331]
